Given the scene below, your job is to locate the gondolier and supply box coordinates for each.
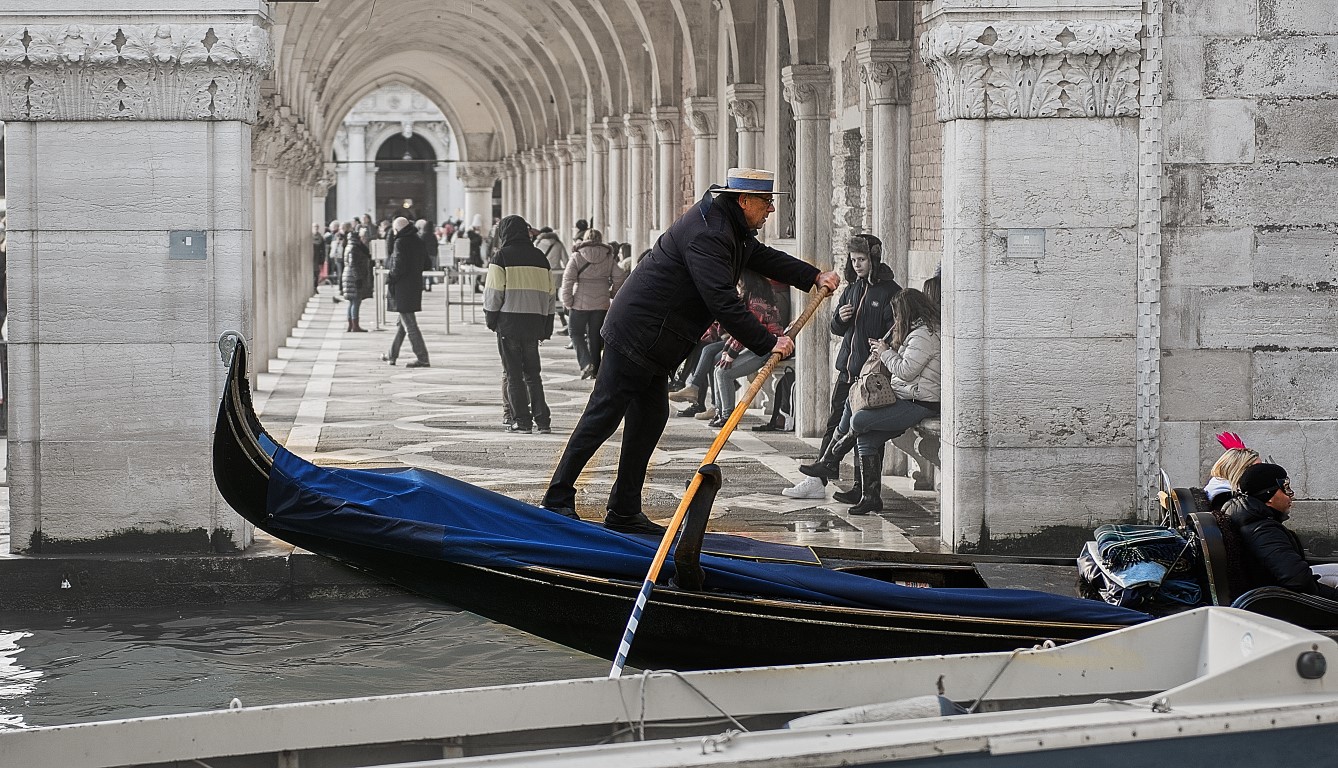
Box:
[540,168,842,533]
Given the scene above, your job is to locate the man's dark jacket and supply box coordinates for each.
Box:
[1226,494,1338,601]
[602,192,821,376]
[830,262,901,383]
[386,226,428,313]
[484,215,555,339]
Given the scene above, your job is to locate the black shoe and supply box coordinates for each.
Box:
[381,354,396,366]
[544,506,580,520]
[603,511,666,535]
[832,485,861,504]
[752,422,781,432]
[707,415,726,428]
[798,459,837,480]
[535,425,552,434]
[676,403,705,418]
[405,360,431,368]
[507,423,533,433]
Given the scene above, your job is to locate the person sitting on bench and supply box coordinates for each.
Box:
[1224,463,1338,601]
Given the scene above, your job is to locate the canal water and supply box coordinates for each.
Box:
[0,597,611,729]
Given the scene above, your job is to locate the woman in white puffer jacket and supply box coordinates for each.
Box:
[845,288,941,515]
[560,229,628,379]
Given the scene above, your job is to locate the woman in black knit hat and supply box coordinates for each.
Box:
[1224,463,1338,601]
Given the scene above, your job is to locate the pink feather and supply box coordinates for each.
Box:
[1216,431,1247,451]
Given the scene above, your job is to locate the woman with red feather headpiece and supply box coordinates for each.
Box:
[1205,431,1261,509]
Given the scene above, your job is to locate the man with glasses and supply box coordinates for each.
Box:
[1226,463,1338,601]
[541,167,841,533]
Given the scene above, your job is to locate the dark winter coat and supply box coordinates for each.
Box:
[601,192,821,376]
[1225,495,1338,601]
[483,216,556,339]
[419,229,440,269]
[342,238,374,299]
[386,226,428,313]
[830,262,901,383]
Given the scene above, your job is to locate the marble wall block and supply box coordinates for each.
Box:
[1253,351,1338,420]
[944,446,1137,546]
[1162,226,1254,288]
[1198,288,1338,348]
[1165,0,1258,36]
[1159,349,1252,423]
[1256,100,1338,163]
[1203,164,1338,226]
[1163,37,1205,101]
[1205,37,1338,98]
[1157,420,1203,491]
[1164,99,1256,165]
[1260,0,1338,34]
[1254,227,1338,285]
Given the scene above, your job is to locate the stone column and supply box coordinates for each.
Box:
[603,119,627,245]
[588,124,609,234]
[458,162,498,234]
[346,120,368,219]
[782,66,835,440]
[545,145,561,229]
[651,106,682,233]
[499,156,516,216]
[525,150,541,225]
[365,165,379,221]
[434,162,454,225]
[568,133,587,234]
[554,140,573,241]
[2,18,271,553]
[726,84,766,169]
[624,113,652,259]
[922,10,1143,552]
[251,160,271,387]
[856,40,913,283]
[684,97,718,197]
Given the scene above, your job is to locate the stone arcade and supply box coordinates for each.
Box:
[1,0,1334,555]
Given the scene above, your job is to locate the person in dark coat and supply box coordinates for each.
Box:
[1225,463,1338,601]
[786,234,901,500]
[382,217,431,367]
[341,227,374,332]
[484,215,556,434]
[540,168,841,533]
[417,219,440,291]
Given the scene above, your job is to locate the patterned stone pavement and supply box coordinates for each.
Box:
[251,285,940,553]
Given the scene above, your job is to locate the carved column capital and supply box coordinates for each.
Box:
[725,83,765,131]
[623,112,652,147]
[920,20,1142,120]
[855,40,912,106]
[650,106,680,143]
[588,121,610,153]
[0,21,273,122]
[684,96,717,137]
[781,65,833,120]
[601,116,626,148]
[566,133,587,163]
[456,161,499,189]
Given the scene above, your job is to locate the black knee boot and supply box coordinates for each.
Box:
[832,457,862,504]
[847,445,884,515]
[799,430,857,481]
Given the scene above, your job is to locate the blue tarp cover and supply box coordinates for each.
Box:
[266,445,1148,626]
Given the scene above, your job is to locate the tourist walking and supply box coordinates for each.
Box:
[539,168,840,533]
[382,217,431,368]
[484,215,556,434]
[560,229,626,380]
[535,226,569,334]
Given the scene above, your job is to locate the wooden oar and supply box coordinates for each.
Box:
[608,285,835,678]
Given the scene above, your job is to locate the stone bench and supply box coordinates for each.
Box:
[888,416,940,491]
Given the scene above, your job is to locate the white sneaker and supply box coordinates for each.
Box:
[781,476,827,499]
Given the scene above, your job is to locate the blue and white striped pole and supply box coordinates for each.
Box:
[606,286,833,679]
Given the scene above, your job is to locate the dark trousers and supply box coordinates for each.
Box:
[568,309,607,373]
[498,334,512,422]
[542,346,668,515]
[499,335,550,429]
[388,311,428,363]
[820,377,853,455]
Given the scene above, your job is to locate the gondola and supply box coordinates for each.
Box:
[211,332,1148,670]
